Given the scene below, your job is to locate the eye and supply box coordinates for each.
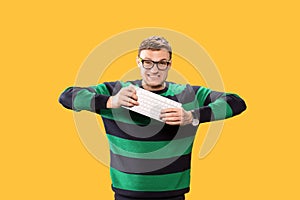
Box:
[159,61,168,65]
[143,60,153,65]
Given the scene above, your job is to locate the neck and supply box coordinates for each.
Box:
[142,81,166,91]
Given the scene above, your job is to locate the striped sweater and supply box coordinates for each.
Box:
[59,80,246,199]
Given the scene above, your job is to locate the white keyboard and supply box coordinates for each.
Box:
[122,86,182,122]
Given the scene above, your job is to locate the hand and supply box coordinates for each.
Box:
[160,108,193,126]
[107,85,139,108]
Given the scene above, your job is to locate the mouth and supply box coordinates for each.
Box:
[147,74,160,78]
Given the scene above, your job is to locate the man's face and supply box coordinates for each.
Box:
[137,49,171,90]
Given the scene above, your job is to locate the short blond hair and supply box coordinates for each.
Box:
[138,36,172,60]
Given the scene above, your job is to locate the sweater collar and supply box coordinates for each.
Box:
[136,79,169,94]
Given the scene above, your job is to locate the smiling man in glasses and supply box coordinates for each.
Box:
[59,36,247,200]
[137,40,171,91]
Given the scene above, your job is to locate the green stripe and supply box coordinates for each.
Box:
[73,89,94,111]
[195,87,211,107]
[161,83,186,96]
[91,83,111,95]
[182,101,196,111]
[181,87,211,111]
[120,81,136,87]
[107,134,194,159]
[209,98,233,120]
[110,167,190,191]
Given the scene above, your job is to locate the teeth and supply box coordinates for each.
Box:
[148,75,160,77]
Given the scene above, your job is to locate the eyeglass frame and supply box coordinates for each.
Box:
[138,57,171,71]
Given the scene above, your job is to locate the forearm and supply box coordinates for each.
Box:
[193,87,247,123]
[58,86,110,113]
[201,93,246,122]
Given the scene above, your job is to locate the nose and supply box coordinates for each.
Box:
[150,63,159,73]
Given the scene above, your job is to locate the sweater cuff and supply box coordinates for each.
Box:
[91,94,111,112]
[195,106,214,123]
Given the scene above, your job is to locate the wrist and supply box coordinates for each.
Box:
[188,111,193,124]
[106,96,112,108]
[190,110,200,126]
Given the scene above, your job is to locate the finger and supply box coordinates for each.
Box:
[161,108,180,114]
[122,99,134,107]
[164,120,181,125]
[160,109,183,118]
[128,97,139,106]
[160,112,179,119]
[131,93,138,101]
[123,97,139,107]
[123,89,138,101]
[163,117,181,122]
[160,112,182,120]
[123,86,138,102]
[126,85,137,94]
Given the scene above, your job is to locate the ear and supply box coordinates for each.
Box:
[136,57,141,68]
[168,60,172,69]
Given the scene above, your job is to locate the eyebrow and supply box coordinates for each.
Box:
[142,57,169,62]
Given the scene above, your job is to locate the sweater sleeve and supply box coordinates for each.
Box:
[58,83,111,113]
[192,86,247,123]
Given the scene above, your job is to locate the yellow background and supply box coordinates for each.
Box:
[1,0,299,199]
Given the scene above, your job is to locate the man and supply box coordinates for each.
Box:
[59,36,247,200]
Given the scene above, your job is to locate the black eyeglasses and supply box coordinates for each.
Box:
[139,57,171,71]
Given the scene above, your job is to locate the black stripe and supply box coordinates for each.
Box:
[103,118,197,141]
[220,94,247,115]
[91,94,110,112]
[112,186,189,199]
[203,90,224,106]
[104,81,121,95]
[169,84,196,104]
[110,152,192,175]
[58,88,73,110]
[198,106,215,123]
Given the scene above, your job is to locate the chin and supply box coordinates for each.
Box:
[145,82,164,90]
[149,82,160,86]
[147,81,162,87]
